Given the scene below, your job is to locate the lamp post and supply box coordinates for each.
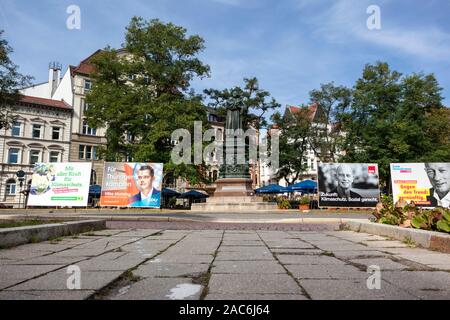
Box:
[16,170,25,209]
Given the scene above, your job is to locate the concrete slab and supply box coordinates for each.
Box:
[286,264,366,280]
[381,271,450,293]
[149,254,214,264]
[332,250,392,259]
[299,279,418,300]
[205,293,308,300]
[271,249,323,255]
[208,274,302,294]
[0,290,95,300]
[212,260,286,274]
[111,277,203,300]
[134,263,210,278]
[349,258,410,270]
[215,251,273,261]
[361,240,409,248]
[8,269,123,291]
[277,255,346,265]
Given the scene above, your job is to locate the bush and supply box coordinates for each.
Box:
[276,196,291,209]
[372,196,450,234]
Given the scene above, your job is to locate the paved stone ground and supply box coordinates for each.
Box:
[1,227,450,300]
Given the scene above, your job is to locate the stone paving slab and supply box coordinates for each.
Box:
[149,254,214,264]
[205,293,308,300]
[285,264,367,280]
[208,274,302,294]
[299,279,418,300]
[349,258,410,270]
[8,269,123,291]
[361,240,409,248]
[221,240,265,246]
[381,271,450,293]
[215,251,273,261]
[212,260,286,274]
[276,255,346,265]
[8,255,85,265]
[134,263,210,278]
[271,249,324,255]
[0,290,95,300]
[332,250,391,259]
[111,278,203,300]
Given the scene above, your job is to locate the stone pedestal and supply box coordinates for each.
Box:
[191,178,278,212]
[213,178,255,197]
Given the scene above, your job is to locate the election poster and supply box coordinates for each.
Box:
[318,163,380,208]
[100,162,163,208]
[391,163,450,208]
[27,162,91,207]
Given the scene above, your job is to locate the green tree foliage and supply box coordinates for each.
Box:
[342,61,450,186]
[0,30,32,129]
[271,107,313,185]
[85,17,210,182]
[308,82,352,162]
[204,77,280,129]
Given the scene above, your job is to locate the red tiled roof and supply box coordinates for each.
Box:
[287,103,318,121]
[19,95,72,110]
[72,49,102,76]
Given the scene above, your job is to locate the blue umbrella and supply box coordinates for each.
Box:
[180,190,209,199]
[285,180,317,193]
[255,184,288,194]
[162,188,181,197]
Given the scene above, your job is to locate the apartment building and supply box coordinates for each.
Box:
[0,96,72,207]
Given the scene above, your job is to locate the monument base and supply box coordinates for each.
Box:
[191,178,278,212]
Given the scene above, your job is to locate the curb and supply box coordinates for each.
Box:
[343,220,450,253]
[0,220,106,248]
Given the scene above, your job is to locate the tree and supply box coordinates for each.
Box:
[271,106,313,185]
[0,30,32,129]
[308,82,352,162]
[342,61,449,186]
[204,77,280,130]
[85,17,211,183]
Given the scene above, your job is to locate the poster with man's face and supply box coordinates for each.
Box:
[391,163,450,208]
[100,162,163,208]
[318,163,380,208]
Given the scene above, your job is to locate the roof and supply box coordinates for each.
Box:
[19,95,72,110]
[72,49,103,76]
[286,103,318,121]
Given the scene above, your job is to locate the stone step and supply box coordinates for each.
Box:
[191,202,278,212]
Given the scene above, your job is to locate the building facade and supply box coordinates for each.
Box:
[0,96,72,208]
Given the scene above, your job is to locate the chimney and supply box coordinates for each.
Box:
[48,62,62,97]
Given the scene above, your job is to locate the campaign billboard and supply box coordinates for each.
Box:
[27,163,91,207]
[100,162,163,208]
[318,163,380,208]
[391,163,450,208]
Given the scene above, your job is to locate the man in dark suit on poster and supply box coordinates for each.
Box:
[330,164,362,199]
[129,164,161,207]
[425,163,450,208]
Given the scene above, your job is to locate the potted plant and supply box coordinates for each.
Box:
[298,196,310,210]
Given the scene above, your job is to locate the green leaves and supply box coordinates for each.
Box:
[0,30,33,129]
[85,18,210,183]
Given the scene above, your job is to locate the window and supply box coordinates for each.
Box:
[86,145,92,159]
[52,127,61,140]
[29,150,40,165]
[84,79,92,92]
[8,148,19,164]
[6,179,16,195]
[82,120,96,135]
[82,99,91,112]
[79,145,98,160]
[11,122,21,137]
[32,124,41,139]
[49,151,59,162]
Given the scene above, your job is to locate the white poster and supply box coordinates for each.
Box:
[391,163,450,208]
[27,162,92,207]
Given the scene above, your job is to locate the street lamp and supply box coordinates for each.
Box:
[15,170,25,209]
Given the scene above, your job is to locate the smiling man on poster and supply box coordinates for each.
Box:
[425,163,450,208]
[128,164,161,207]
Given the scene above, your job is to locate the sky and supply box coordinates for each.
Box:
[1,0,450,118]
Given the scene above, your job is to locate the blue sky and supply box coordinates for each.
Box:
[2,0,450,116]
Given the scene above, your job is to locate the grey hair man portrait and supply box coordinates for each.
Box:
[425,163,450,208]
[330,164,362,199]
